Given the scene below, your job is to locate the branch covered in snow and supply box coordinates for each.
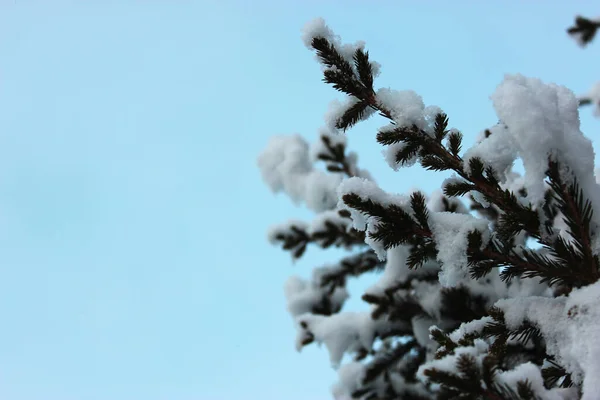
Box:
[260,17,600,400]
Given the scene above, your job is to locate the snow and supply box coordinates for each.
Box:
[310,127,347,161]
[376,88,426,127]
[301,17,340,49]
[301,17,380,78]
[324,98,376,133]
[490,75,600,228]
[411,280,443,319]
[284,275,349,318]
[304,170,344,212]
[258,134,310,195]
[428,212,491,287]
[267,219,308,244]
[470,190,491,208]
[267,212,353,253]
[258,134,343,212]
[345,151,375,180]
[462,122,517,182]
[375,89,444,134]
[381,140,416,170]
[583,81,600,117]
[505,275,552,299]
[310,128,374,180]
[495,281,600,399]
[496,363,578,400]
[331,362,365,400]
[411,316,434,348]
[427,189,469,214]
[295,311,408,367]
[374,90,447,170]
[416,339,489,381]
[364,245,411,297]
[337,177,412,259]
[364,245,440,298]
[310,210,350,234]
[447,316,493,342]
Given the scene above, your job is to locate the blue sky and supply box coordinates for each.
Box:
[0,1,598,399]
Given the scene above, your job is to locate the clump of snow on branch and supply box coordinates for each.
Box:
[375,89,444,170]
[301,17,340,49]
[496,363,577,400]
[376,89,426,127]
[295,311,407,367]
[310,127,374,181]
[310,127,347,161]
[463,123,517,182]
[582,81,600,117]
[284,274,348,318]
[416,339,490,381]
[301,18,381,77]
[447,317,494,342]
[365,245,439,299]
[309,210,350,234]
[427,189,469,214]
[337,177,411,259]
[258,134,342,212]
[324,98,376,134]
[331,362,365,400]
[491,74,600,221]
[495,280,600,399]
[266,219,307,244]
[429,212,491,287]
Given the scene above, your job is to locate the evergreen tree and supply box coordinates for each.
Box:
[258,17,600,400]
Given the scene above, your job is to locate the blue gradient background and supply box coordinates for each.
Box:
[0,1,598,399]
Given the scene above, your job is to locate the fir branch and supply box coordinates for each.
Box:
[410,191,430,230]
[341,193,433,250]
[426,353,540,400]
[310,36,552,244]
[362,339,417,384]
[542,359,574,389]
[478,241,580,287]
[271,218,366,261]
[353,48,374,89]
[406,240,437,269]
[316,134,356,177]
[421,154,450,171]
[434,113,450,142]
[318,250,383,288]
[545,159,600,287]
[336,100,370,131]
[567,15,600,47]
